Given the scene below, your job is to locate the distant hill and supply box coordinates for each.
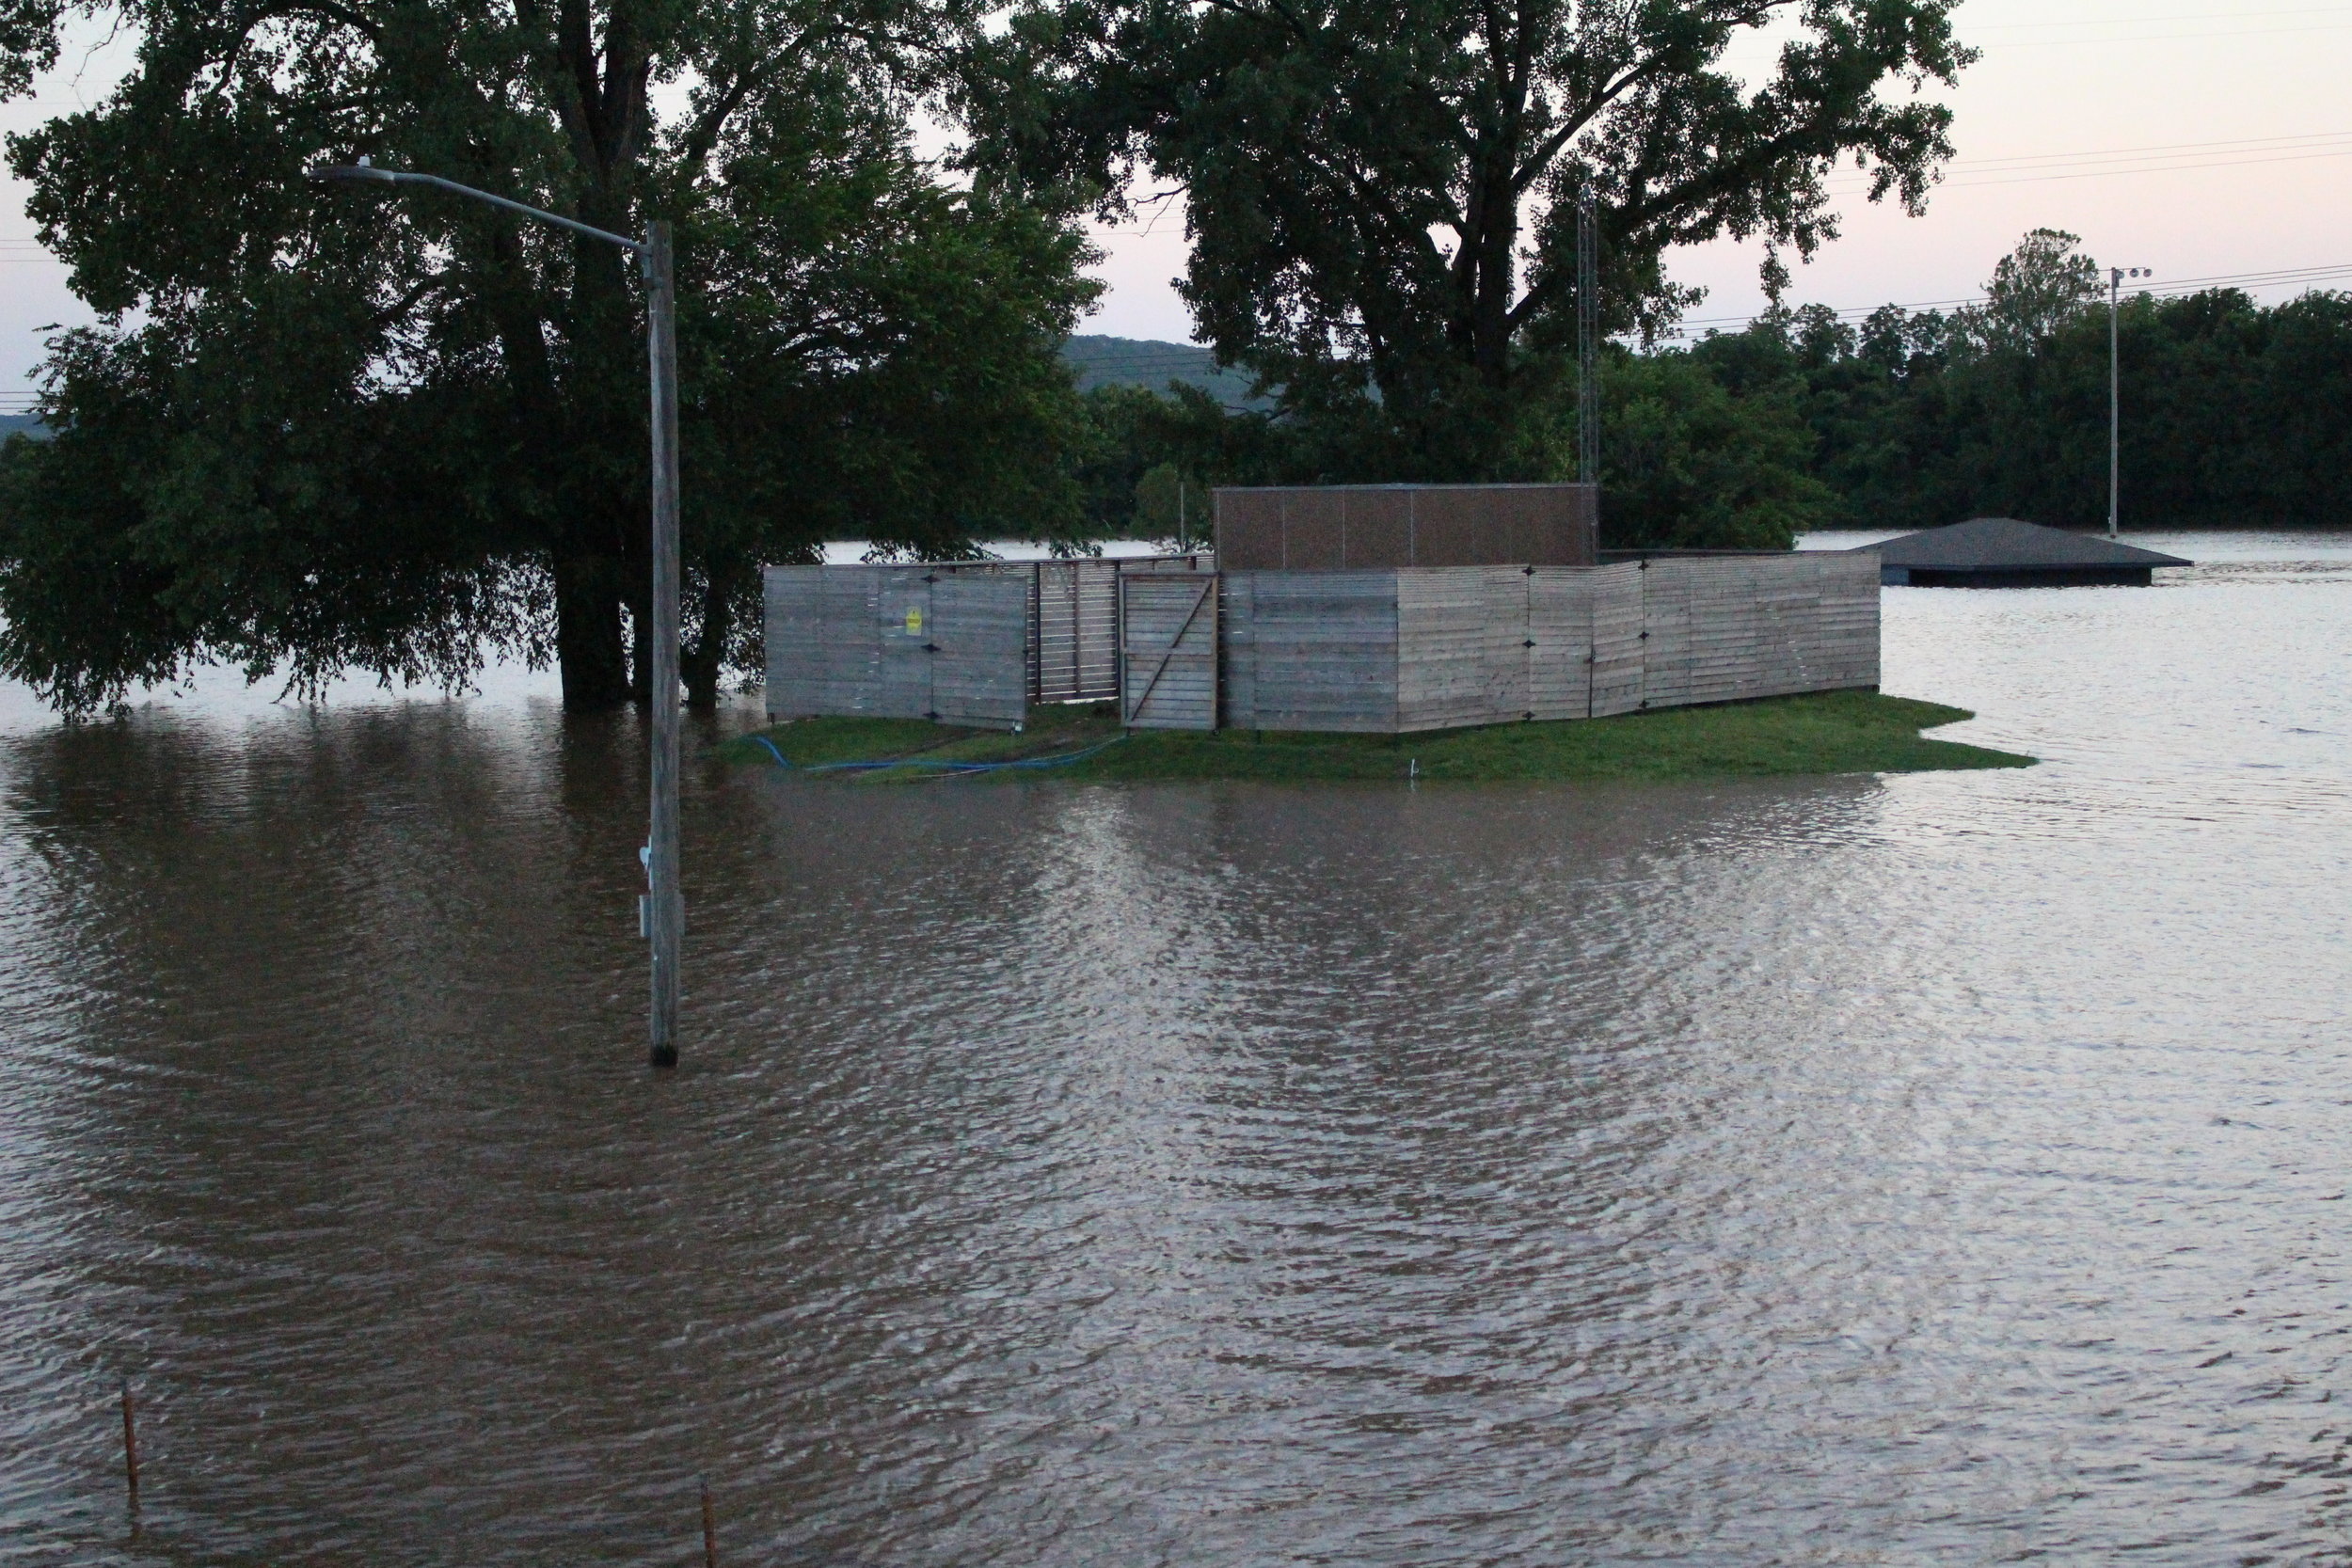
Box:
[1061,335,1271,410]
[0,349,1262,433]
[0,349,1269,436]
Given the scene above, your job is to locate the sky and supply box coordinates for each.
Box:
[1079,0,2352,342]
[3,0,2349,412]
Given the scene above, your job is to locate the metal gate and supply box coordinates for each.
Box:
[1119,574,1220,729]
[1025,555,1213,705]
[1028,560,1121,704]
[765,554,1214,727]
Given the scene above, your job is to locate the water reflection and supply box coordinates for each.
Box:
[2,542,2349,1564]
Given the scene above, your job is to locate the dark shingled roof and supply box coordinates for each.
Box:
[1863,516,2192,570]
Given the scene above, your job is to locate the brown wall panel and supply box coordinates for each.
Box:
[1406,487,1482,565]
[1279,490,1346,567]
[1215,490,1284,569]
[1214,483,1597,570]
[1518,487,1593,565]
[1491,488,1540,564]
[1343,488,1411,565]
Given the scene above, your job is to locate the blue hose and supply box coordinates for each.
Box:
[746,732,1127,775]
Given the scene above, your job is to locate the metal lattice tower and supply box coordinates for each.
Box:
[1576,187,1599,487]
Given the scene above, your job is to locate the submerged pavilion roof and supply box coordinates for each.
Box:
[1867,517,2192,571]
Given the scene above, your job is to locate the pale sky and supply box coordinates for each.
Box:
[1082,0,2352,342]
[4,0,2349,413]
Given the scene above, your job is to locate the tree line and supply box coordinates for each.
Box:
[1083,228,2352,550]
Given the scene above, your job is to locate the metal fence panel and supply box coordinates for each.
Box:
[1120,574,1219,729]
[1396,566,1530,731]
[1586,564,1647,717]
[1030,560,1120,704]
[930,573,1031,726]
[767,555,1216,727]
[1219,570,1400,732]
[1528,566,1601,721]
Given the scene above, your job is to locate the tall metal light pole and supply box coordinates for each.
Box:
[2107,263,2152,540]
[313,158,684,1067]
[1576,186,1600,490]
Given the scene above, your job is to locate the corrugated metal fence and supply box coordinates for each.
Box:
[765,556,1212,727]
[1217,554,1880,733]
[765,551,1877,735]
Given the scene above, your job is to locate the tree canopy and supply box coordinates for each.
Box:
[0,0,1098,715]
[1677,231,2352,533]
[966,0,1973,477]
[1070,230,2352,547]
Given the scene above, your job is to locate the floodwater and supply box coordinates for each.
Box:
[2,531,2348,1565]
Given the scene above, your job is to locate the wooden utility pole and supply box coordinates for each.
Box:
[644,221,683,1067]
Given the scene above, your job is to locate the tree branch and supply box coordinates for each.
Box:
[676,20,835,174]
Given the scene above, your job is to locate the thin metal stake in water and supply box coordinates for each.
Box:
[701,1477,718,1568]
[119,1380,139,1513]
[644,220,684,1068]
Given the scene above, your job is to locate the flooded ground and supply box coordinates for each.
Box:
[2,531,2348,1564]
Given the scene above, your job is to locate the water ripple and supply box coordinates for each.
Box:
[0,566,2347,1563]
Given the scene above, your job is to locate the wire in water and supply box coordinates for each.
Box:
[745,732,1129,774]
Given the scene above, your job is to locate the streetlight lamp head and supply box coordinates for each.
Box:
[307,160,395,183]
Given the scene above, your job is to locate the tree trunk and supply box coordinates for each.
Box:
[628,569,654,705]
[554,550,630,707]
[1470,163,1518,392]
[682,568,732,708]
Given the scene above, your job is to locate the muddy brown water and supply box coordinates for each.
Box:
[3,532,2349,1564]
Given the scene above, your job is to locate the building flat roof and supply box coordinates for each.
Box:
[1861,517,2192,570]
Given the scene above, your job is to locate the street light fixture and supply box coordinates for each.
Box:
[312,156,685,1068]
[2108,264,2152,540]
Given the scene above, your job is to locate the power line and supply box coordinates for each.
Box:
[1964,5,2352,28]
[1089,130,2352,235]
[1824,144,2352,191]
[1075,359,1232,374]
[1979,20,2352,46]
[1722,12,2352,60]
[1072,354,1236,372]
[1921,129,2352,171]
[1825,130,2352,181]
[1672,260,2352,331]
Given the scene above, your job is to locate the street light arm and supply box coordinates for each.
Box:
[308,164,644,257]
[308,157,683,1065]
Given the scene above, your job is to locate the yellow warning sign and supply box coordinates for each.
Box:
[904,608,923,633]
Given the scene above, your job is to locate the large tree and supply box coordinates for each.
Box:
[0,0,1097,715]
[965,0,1972,476]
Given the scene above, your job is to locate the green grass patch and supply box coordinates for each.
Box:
[720,689,2034,784]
